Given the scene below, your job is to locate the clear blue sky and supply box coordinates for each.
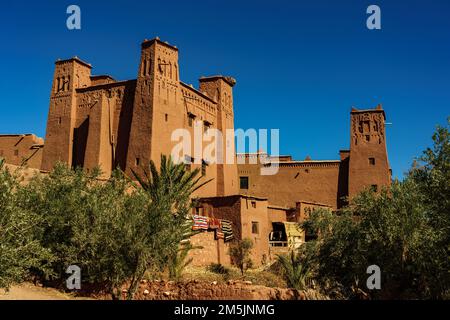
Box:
[0,0,449,179]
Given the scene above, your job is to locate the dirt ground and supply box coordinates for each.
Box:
[0,283,90,300]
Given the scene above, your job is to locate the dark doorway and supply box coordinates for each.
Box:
[72,117,89,169]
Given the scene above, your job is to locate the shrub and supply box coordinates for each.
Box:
[0,159,52,290]
[125,154,210,298]
[208,263,231,276]
[298,119,450,299]
[229,238,254,275]
[276,251,311,290]
[19,164,149,298]
[168,242,197,281]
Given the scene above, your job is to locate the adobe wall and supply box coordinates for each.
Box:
[268,206,290,224]
[238,197,271,266]
[41,58,92,172]
[196,195,271,266]
[348,107,391,199]
[238,161,342,210]
[72,81,135,177]
[197,196,242,238]
[38,40,237,198]
[0,134,44,169]
[188,231,231,267]
[294,201,332,222]
[236,106,391,211]
[119,39,237,197]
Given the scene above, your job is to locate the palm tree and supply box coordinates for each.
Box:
[125,155,211,298]
[276,251,312,290]
[132,154,211,208]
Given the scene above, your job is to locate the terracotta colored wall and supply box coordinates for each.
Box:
[0,134,44,169]
[237,107,391,210]
[348,107,391,199]
[294,201,332,222]
[199,77,239,196]
[41,58,92,172]
[38,39,237,197]
[238,160,342,210]
[268,206,290,224]
[197,195,271,266]
[238,197,270,265]
[1,39,393,269]
[71,81,135,177]
[188,231,230,267]
[123,39,237,196]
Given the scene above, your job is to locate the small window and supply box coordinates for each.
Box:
[371,185,378,192]
[240,176,249,189]
[204,121,211,132]
[58,117,62,125]
[14,150,19,156]
[369,157,376,165]
[252,222,259,235]
[165,113,168,122]
[135,158,140,166]
[365,135,370,142]
[251,201,256,208]
[188,113,195,127]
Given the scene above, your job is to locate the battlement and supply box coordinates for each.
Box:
[55,56,92,69]
[351,104,385,119]
[141,37,178,51]
[199,75,237,87]
[90,75,116,86]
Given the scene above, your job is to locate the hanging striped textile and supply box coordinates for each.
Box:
[192,215,208,230]
[208,217,220,229]
[221,219,234,242]
[215,230,224,240]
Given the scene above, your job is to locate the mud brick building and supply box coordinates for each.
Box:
[0,38,391,266]
[0,134,44,169]
[236,105,391,210]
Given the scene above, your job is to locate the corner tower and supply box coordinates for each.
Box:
[125,38,181,177]
[348,105,391,199]
[41,57,92,171]
[199,76,239,196]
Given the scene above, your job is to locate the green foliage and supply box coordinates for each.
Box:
[208,263,231,276]
[229,238,254,275]
[302,120,450,299]
[18,164,148,298]
[409,119,450,298]
[1,119,448,300]
[0,154,207,299]
[0,159,52,290]
[126,154,210,298]
[168,242,199,281]
[276,251,312,290]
